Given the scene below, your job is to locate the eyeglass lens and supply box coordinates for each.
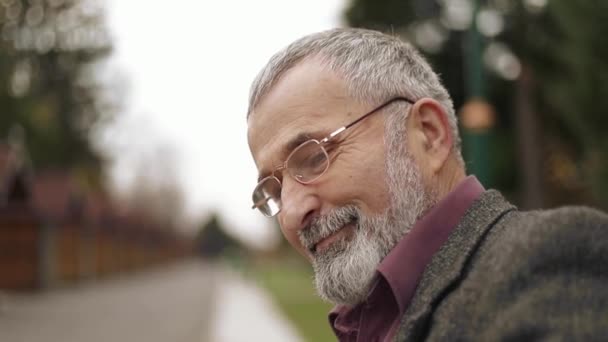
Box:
[252,140,330,216]
[253,177,281,216]
[286,140,329,183]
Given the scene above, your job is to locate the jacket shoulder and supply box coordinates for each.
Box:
[484,205,608,268]
[426,206,608,341]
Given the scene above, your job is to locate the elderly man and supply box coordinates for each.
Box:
[246,28,608,341]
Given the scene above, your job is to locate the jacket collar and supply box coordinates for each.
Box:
[395,190,516,341]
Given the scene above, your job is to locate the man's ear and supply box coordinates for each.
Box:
[408,98,453,173]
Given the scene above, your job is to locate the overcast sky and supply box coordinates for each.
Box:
[103,0,347,248]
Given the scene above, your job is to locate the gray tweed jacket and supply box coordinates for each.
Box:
[395,190,608,341]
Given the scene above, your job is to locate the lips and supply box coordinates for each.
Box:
[313,231,341,253]
[310,222,356,254]
[298,207,360,255]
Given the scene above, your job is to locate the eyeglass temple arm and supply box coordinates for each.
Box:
[320,127,345,144]
[320,97,414,144]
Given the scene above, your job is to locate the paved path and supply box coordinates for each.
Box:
[0,260,215,342]
[0,259,302,342]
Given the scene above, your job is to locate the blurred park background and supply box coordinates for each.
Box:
[0,0,607,341]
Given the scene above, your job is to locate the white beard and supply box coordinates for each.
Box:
[299,146,435,306]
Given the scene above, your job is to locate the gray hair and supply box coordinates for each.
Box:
[247,27,462,160]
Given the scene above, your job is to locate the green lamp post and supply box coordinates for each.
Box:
[461,0,495,187]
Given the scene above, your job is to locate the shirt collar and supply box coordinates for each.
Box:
[378,175,485,313]
[329,176,485,321]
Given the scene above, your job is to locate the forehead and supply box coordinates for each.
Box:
[247,59,357,173]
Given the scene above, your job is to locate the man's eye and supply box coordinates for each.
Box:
[308,151,326,166]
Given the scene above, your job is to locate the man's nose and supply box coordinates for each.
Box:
[278,175,320,233]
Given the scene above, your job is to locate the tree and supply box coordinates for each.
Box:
[196,213,242,259]
[0,0,117,189]
[531,1,608,206]
[123,144,186,231]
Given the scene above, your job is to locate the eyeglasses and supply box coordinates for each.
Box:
[251,96,415,217]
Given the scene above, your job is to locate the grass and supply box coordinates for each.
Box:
[247,258,336,342]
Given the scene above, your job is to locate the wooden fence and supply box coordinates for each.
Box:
[0,207,193,291]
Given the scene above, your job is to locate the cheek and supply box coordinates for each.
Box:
[347,149,390,190]
[321,163,390,213]
[363,175,391,212]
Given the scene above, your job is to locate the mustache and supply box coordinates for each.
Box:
[298,206,359,252]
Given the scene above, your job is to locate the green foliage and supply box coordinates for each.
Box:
[346,0,416,31]
[250,258,335,342]
[535,1,608,204]
[0,0,115,187]
[196,213,243,259]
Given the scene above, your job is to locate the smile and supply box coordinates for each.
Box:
[311,222,357,254]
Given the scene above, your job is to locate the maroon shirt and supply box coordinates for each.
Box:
[329,176,485,342]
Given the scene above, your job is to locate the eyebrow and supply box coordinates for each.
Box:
[256,130,325,182]
[284,132,315,155]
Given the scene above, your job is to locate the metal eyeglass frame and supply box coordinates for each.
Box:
[251,96,415,215]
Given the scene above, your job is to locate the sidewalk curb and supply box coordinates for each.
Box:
[210,268,303,342]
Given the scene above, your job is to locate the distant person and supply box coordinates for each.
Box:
[245,28,608,341]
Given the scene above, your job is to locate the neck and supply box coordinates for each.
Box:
[432,157,467,200]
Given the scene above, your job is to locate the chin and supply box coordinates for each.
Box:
[312,231,384,306]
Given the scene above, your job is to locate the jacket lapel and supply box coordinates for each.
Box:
[396,190,516,341]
